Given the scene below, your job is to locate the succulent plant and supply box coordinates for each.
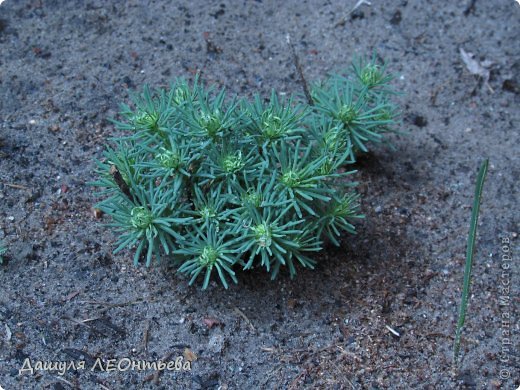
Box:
[92,56,399,289]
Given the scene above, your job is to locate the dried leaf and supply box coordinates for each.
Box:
[202,317,221,329]
[183,348,197,362]
[459,48,491,83]
[62,290,80,302]
[287,299,297,309]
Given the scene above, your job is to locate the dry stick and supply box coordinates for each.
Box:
[289,369,308,390]
[463,0,477,16]
[79,299,144,315]
[335,0,372,27]
[61,316,91,329]
[142,351,174,384]
[1,182,30,190]
[54,376,75,388]
[142,320,150,352]
[286,34,314,106]
[109,165,132,199]
[61,316,107,336]
[79,299,143,308]
[81,317,103,323]
[234,307,255,332]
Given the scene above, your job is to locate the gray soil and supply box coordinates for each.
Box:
[0,0,518,389]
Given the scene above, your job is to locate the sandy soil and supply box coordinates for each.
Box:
[0,0,518,389]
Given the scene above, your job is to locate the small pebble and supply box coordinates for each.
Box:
[92,208,103,219]
[208,331,225,353]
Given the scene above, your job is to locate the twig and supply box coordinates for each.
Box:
[283,342,345,363]
[142,320,150,352]
[81,317,104,323]
[54,376,75,388]
[288,368,308,390]
[336,346,362,362]
[109,165,132,200]
[142,351,174,384]
[62,290,81,302]
[234,307,255,332]
[1,182,30,190]
[335,0,371,27]
[78,299,143,308]
[385,324,401,338]
[61,316,107,336]
[61,316,91,329]
[425,332,448,338]
[430,80,451,106]
[463,0,477,16]
[286,34,313,106]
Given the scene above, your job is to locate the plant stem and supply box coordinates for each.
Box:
[286,34,313,106]
[110,165,132,200]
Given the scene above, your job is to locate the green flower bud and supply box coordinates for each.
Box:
[222,152,244,173]
[130,207,153,230]
[360,64,383,88]
[281,170,300,187]
[199,246,219,266]
[253,222,272,248]
[337,105,357,125]
[156,149,181,170]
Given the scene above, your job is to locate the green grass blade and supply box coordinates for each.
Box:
[453,158,489,365]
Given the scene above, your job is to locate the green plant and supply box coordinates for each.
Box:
[453,159,489,364]
[93,58,399,288]
[309,54,400,159]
